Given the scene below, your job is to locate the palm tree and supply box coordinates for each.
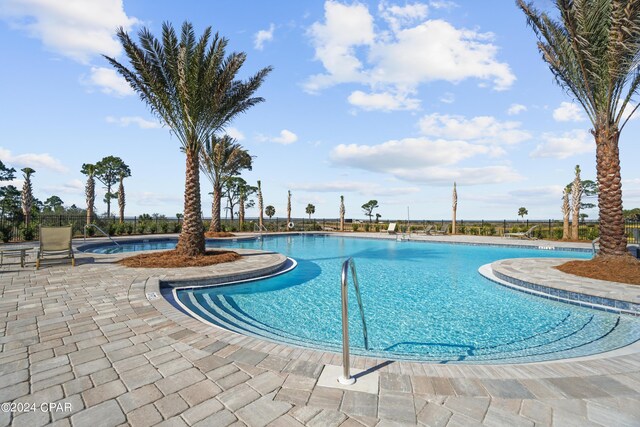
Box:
[265,205,275,219]
[81,164,97,225]
[20,168,35,228]
[287,190,292,226]
[117,170,129,224]
[257,180,264,228]
[200,135,252,232]
[339,195,345,232]
[306,203,315,220]
[562,187,571,240]
[106,21,271,256]
[571,165,582,239]
[518,0,640,257]
[452,182,457,235]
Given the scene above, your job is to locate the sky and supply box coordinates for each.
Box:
[1,0,639,221]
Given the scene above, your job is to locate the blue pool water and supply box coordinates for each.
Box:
[85,235,640,363]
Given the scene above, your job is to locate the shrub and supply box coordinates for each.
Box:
[116,223,127,235]
[363,223,370,232]
[149,223,157,234]
[137,223,147,234]
[20,225,36,241]
[160,222,170,233]
[172,222,181,233]
[352,223,359,232]
[0,225,12,243]
[585,226,599,240]
[125,224,134,235]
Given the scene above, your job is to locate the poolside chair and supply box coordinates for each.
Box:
[386,223,397,234]
[423,225,434,235]
[36,226,75,269]
[504,225,539,240]
[431,224,449,235]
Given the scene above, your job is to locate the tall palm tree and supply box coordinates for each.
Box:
[287,190,292,226]
[81,164,96,225]
[20,168,35,228]
[339,195,345,232]
[562,187,571,240]
[200,135,252,232]
[118,171,127,224]
[106,21,271,256]
[571,165,582,239]
[257,180,264,229]
[518,0,640,257]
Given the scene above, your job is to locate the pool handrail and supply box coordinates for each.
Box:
[83,224,120,246]
[339,257,369,385]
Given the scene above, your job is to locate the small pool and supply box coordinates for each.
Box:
[84,235,640,363]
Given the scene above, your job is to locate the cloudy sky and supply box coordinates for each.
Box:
[1,0,639,220]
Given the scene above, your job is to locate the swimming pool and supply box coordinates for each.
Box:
[87,235,640,363]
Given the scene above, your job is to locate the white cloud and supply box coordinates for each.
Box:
[530,129,594,159]
[0,147,68,173]
[0,0,137,63]
[42,179,84,195]
[507,103,527,115]
[105,116,161,129]
[430,1,458,9]
[290,181,421,196]
[418,113,531,145]
[305,1,375,92]
[347,90,420,111]
[305,1,515,110]
[258,129,298,145]
[254,23,275,50]
[379,1,429,32]
[439,92,455,104]
[86,67,134,97]
[226,127,245,141]
[329,137,521,185]
[331,138,488,169]
[553,102,586,122]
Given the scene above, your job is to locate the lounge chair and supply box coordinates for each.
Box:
[423,225,433,235]
[504,225,539,239]
[36,226,75,269]
[386,223,397,234]
[431,224,449,235]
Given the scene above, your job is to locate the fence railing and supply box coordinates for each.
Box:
[0,214,638,244]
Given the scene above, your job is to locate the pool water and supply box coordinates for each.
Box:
[88,235,640,363]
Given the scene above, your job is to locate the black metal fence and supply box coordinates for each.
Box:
[0,214,638,244]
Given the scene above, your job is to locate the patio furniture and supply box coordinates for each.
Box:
[504,225,539,239]
[0,247,28,267]
[385,223,397,234]
[431,224,449,235]
[36,226,75,269]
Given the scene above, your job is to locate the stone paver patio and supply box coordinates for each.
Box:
[1,233,639,426]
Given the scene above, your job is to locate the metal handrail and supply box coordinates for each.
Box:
[253,223,268,240]
[592,237,600,255]
[84,224,120,246]
[339,257,369,385]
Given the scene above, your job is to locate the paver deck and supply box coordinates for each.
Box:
[0,233,639,426]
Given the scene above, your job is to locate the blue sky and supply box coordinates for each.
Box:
[1,0,639,221]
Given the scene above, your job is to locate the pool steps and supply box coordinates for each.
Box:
[181,291,638,363]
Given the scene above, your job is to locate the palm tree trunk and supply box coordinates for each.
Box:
[210,184,221,232]
[239,197,245,230]
[562,188,570,239]
[176,149,205,256]
[86,177,94,225]
[595,129,627,257]
[118,177,125,224]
